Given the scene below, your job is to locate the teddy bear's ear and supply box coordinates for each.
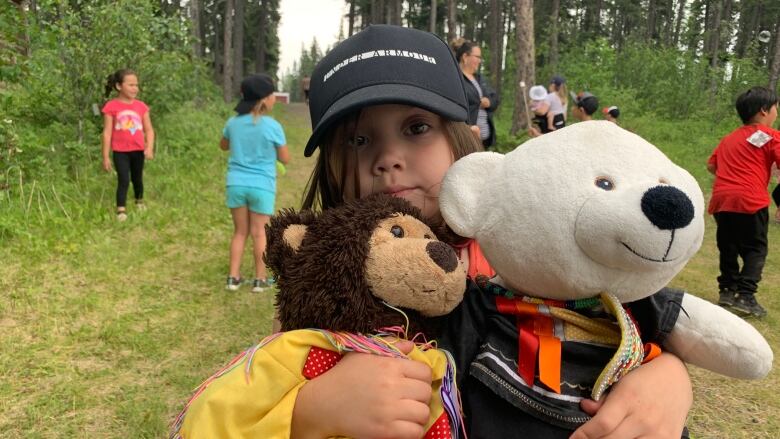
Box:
[439,151,504,237]
[282,224,307,251]
[265,209,317,278]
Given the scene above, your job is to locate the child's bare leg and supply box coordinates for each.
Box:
[229,206,250,278]
[249,212,271,279]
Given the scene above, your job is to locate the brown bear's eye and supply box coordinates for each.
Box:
[595,177,614,191]
[390,225,404,238]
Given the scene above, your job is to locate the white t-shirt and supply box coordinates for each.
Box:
[545,92,565,116]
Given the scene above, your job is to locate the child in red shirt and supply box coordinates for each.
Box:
[707,86,780,317]
[101,69,155,221]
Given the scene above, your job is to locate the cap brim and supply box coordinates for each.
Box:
[304,84,468,157]
[234,100,254,115]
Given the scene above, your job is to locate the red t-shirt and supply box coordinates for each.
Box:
[102,99,149,152]
[708,124,780,214]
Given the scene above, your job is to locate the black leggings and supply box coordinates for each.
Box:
[113,151,145,208]
[773,184,780,207]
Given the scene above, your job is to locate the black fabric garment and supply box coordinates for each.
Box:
[113,150,145,207]
[439,280,688,438]
[714,208,769,295]
[772,184,780,207]
[461,72,500,148]
[534,113,565,134]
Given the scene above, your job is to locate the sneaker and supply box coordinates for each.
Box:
[226,276,243,291]
[732,294,767,318]
[717,288,737,307]
[251,278,270,293]
[135,201,147,212]
[117,210,128,222]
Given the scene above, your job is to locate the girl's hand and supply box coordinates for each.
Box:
[292,340,433,439]
[102,157,112,172]
[145,149,154,160]
[569,353,692,439]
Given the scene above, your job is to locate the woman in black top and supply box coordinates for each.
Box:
[451,38,500,149]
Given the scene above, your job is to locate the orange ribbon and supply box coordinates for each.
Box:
[496,297,562,393]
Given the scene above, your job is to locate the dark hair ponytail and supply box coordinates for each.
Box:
[104,68,136,99]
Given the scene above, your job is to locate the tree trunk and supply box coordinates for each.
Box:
[488,0,502,92]
[430,0,437,34]
[18,0,31,57]
[708,0,724,68]
[375,0,385,23]
[511,0,534,135]
[255,0,267,73]
[348,0,356,35]
[707,0,724,102]
[769,21,780,90]
[190,0,202,57]
[223,0,235,103]
[213,9,223,84]
[672,0,686,47]
[647,0,657,41]
[593,0,602,34]
[390,0,402,25]
[233,0,245,95]
[447,0,457,42]
[549,0,560,72]
[733,0,759,59]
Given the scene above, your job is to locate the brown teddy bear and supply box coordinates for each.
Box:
[171,194,467,439]
[268,193,465,336]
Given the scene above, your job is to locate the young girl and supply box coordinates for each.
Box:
[284,25,694,439]
[221,74,290,292]
[102,69,155,221]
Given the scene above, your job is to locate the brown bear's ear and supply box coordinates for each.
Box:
[264,208,317,279]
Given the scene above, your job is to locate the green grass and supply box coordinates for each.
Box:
[1,102,778,437]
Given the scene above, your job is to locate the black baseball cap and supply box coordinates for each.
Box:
[571,91,599,115]
[304,25,469,157]
[235,74,275,115]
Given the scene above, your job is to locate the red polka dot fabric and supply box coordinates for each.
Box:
[301,347,343,379]
[424,411,452,439]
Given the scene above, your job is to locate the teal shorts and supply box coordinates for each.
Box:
[226,186,275,215]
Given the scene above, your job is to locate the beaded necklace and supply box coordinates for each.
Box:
[477,275,602,309]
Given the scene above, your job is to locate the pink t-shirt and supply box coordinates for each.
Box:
[102,99,149,152]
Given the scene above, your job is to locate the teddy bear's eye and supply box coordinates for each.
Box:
[424,234,432,239]
[595,177,614,191]
[390,225,404,238]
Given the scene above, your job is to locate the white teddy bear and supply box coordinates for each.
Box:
[439,121,772,437]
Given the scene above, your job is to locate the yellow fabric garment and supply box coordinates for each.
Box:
[175,329,451,439]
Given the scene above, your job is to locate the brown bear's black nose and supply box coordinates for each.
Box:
[426,241,459,273]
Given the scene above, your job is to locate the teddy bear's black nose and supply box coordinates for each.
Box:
[426,241,459,273]
[641,185,694,230]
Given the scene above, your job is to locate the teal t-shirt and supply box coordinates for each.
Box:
[223,115,286,191]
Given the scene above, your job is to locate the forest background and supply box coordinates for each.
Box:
[2,0,780,437]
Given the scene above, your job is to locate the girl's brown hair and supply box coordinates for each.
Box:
[104,68,136,99]
[301,113,483,211]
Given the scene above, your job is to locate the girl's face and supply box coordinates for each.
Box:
[343,104,454,219]
[117,74,139,100]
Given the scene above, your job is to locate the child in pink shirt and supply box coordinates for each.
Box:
[101,69,155,221]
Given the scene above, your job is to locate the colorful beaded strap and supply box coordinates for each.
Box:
[477,276,645,400]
